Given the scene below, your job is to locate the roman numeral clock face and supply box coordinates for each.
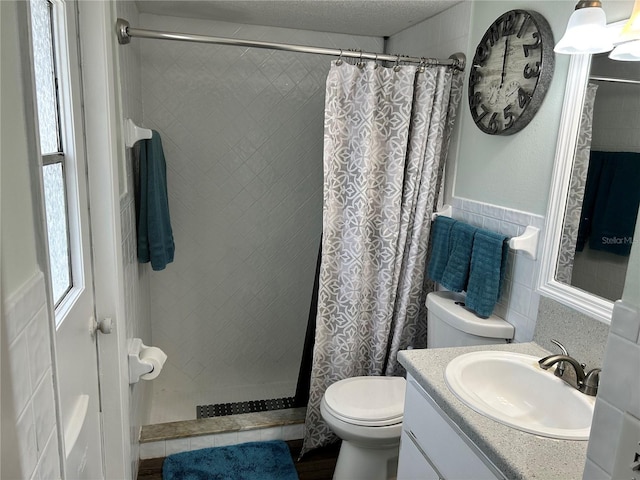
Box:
[469,10,555,135]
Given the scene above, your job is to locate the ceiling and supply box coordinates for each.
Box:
[135,0,464,37]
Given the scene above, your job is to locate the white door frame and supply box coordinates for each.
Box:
[77,2,131,478]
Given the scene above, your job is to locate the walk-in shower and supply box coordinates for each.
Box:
[116,11,462,426]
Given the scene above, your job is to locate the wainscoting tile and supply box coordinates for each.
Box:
[32,372,56,452]
[583,458,611,480]
[9,331,32,416]
[599,333,640,419]
[189,435,215,450]
[586,398,623,475]
[512,256,536,289]
[509,283,532,318]
[451,198,543,340]
[165,438,191,456]
[259,426,284,441]
[16,406,38,477]
[213,432,239,447]
[4,273,47,345]
[140,441,166,460]
[25,307,50,387]
[237,429,262,444]
[282,423,305,441]
[610,300,640,343]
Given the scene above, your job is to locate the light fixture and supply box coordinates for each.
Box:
[609,0,640,60]
[555,1,614,54]
[609,39,640,60]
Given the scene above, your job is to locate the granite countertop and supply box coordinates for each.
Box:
[398,342,590,480]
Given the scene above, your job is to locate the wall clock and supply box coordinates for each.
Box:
[468,10,555,135]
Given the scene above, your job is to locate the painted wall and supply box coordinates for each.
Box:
[454,0,574,215]
[1,1,62,478]
[1,0,38,292]
[453,0,633,216]
[138,13,383,423]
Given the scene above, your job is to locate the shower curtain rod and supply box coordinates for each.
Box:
[115,19,465,71]
[590,75,640,85]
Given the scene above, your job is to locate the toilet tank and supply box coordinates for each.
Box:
[426,291,514,348]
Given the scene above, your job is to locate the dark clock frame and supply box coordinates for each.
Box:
[468,10,555,136]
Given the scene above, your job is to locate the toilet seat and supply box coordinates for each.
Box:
[323,376,406,427]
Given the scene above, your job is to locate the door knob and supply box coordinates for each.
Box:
[91,317,114,335]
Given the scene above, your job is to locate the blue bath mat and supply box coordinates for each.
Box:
[162,440,299,480]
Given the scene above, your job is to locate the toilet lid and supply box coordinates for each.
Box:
[324,376,406,426]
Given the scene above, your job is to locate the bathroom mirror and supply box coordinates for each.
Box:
[538,19,640,325]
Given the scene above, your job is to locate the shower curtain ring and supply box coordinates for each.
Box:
[418,57,426,73]
[373,52,379,69]
[394,54,401,72]
[357,50,364,69]
[336,49,343,66]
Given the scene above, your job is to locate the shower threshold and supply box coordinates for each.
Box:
[140,407,306,444]
[197,396,297,419]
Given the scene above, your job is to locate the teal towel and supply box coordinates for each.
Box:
[577,151,640,255]
[137,131,175,271]
[466,229,509,318]
[427,216,457,283]
[440,221,477,292]
[588,152,640,256]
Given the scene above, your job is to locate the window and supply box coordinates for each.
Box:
[30,0,72,307]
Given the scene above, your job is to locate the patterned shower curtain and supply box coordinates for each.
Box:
[556,83,599,284]
[302,60,462,454]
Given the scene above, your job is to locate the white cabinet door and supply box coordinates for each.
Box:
[399,375,503,480]
[397,431,442,480]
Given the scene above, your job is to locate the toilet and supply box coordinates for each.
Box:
[320,290,515,480]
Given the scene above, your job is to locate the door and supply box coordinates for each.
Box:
[28,0,105,478]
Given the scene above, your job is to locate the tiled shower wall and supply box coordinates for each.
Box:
[139,14,383,423]
[115,0,151,471]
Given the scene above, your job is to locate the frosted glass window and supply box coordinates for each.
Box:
[30,0,61,154]
[43,163,71,304]
[30,0,72,307]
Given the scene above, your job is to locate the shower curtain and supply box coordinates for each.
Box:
[556,83,599,284]
[302,60,462,454]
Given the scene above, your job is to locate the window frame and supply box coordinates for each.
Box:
[30,0,88,321]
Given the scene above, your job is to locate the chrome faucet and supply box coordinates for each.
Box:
[538,355,601,396]
[538,342,601,396]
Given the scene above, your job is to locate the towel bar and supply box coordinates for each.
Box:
[432,204,540,260]
[125,118,152,148]
[431,204,452,221]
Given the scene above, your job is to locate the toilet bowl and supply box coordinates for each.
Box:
[320,376,406,480]
[320,291,515,480]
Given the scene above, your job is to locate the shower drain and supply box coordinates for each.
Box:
[196,396,296,419]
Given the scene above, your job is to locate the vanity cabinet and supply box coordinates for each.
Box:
[397,375,504,480]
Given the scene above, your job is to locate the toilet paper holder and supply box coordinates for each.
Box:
[128,338,156,384]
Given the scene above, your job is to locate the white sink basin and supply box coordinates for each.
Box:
[444,351,595,440]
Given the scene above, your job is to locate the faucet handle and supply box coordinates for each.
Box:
[550,339,569,377]
[581,368,601,396]
[550,339,568,355]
